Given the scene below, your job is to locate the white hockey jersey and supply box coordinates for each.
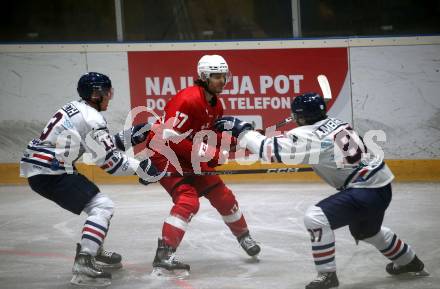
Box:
[241,117,394,190]
[20,100,140,178]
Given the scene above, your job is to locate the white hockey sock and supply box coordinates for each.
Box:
[81,216,108,256]
[304,206,336,272]
[81,193,114,256]
[363,227,415,266]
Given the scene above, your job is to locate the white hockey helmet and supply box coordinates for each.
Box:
[197,55,231,83]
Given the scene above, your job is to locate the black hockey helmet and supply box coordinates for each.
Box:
[77,72,112,101]
[291,92,327,125]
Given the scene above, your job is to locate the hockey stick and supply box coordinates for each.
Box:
[275,116,293,128]
[161,167,313,177]
[272,75,331,129]
[318,74,332,100]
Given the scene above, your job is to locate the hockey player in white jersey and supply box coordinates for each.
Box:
[20,72,157,287]
[215,92,427,289]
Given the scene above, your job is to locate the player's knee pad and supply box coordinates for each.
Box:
[362,226,393,247]
[303,205,331,229]
[304,206,335,247]
[83,193,114,222]
[171,184,200,218]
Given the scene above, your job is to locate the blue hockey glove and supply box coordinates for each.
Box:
[131,123,151,145]
[114,123,152,151]
[214,116,254,138]
[138,159,159,186]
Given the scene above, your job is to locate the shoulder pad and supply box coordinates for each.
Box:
[84,106,107,131]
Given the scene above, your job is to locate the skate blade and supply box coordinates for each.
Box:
[388,269,431,278]
[413,269,430,277]
[150,267,190,279]
[245,254,260,263]
[70,274,111,287]
[96,262,123,270]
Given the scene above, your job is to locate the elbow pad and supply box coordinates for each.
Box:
[89,128,140,175]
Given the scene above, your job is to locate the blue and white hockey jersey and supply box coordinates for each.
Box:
[241,117,394,190]
[20,100,140,178]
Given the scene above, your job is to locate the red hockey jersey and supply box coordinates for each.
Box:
[148,85,225,167]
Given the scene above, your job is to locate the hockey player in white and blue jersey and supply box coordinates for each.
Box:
[215,92,427,289]
[20,72,157,287]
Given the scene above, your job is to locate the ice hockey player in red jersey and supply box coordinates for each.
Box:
[145,55,260,277]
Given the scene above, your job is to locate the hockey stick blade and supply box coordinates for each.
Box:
[317,75,332,100]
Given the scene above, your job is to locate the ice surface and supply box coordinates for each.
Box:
[0,182,438,289]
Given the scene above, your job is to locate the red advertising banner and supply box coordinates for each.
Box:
[128,48,348,130]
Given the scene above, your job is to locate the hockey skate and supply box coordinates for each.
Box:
[386,255,429,277]
[71,252,111,287]
[76,243,122,270]
[151,238,190,279]
[237,232,261,257]
[305,272,339,289]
